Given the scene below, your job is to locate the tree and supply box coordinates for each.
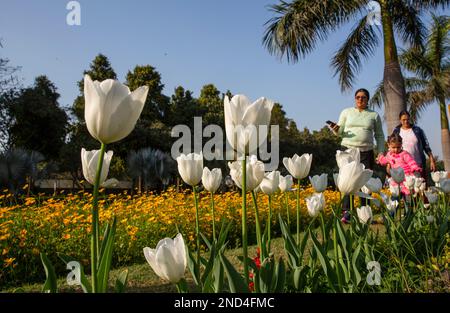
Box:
[166,86,199,128]
[371,15,450,170]
[5,76,68,161]
[125,65,170,123]
[198,84,224,128]
[72,54,117,122]
[0,43,21,151]
[263,0,449,133]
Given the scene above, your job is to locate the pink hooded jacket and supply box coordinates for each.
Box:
[377,150,422,195]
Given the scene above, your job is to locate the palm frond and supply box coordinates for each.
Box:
[262,0,365,63]
[399,47,433,79]
[369,80,384,109]
[428,14,450,72]
[331,15,380,91]
[408,86,436,122]
[408,0,450,10]
[390,1,426,50]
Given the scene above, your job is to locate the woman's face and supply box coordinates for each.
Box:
[355,91,368,110]
[400,114,411,128]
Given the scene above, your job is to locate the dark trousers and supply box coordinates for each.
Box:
[342,148,375,212]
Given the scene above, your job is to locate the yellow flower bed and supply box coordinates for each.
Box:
[0,185,377,287]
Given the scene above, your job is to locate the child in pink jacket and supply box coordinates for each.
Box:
[376,133,422,195]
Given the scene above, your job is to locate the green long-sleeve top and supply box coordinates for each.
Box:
[337,107,385,154]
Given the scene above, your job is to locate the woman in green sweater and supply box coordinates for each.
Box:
[331,88,386,223]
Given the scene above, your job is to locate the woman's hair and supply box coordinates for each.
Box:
[354,88,370,99]
[399,110,410,119]
[387,133,403,144]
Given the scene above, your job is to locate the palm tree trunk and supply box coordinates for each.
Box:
[380,0,407,134]
[440,100,450,171]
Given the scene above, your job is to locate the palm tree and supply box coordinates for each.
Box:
[371,14,450,170]
[263,0,449,133]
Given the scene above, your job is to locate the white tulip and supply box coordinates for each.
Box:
[306,193,325,217]
[259,171,280,195]
[389,183,400,197]
[424,190,438,204]
[336,148,360,169]
[426,216,434,224]
[404,176,416,189]
[414,177,425,188]
[309,173,328,193]
[283,153,313,180]
[431,171,448,186]
[279,174,294,192]
[81,148,114,186]
[390,167,405,184]
[228,155,265,191]
[143,233,187,284]
[176,152,203,186]
[335,161,373,195]
[224,94,274,154]
[356,205,373,224]
[385,198,398,213]
[439,178,450,193]
[363,177,383,194]
[202,167,222,193]
[84,74,149,144]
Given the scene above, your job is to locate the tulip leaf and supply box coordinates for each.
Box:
[293,265,309,291]
[97,217,117,292]
[200,232,212,250]
[309,229,338,291]
[114,269,128,293]
[187,248,200,286]
[40,252,57,293]
[351,243,362,285]
[217,220,232,248]
[213,255,224,293]
[278,215,300,267]
[57,253,92,293]
[201,243,216,283]
[99,222,111,266]
[274,258,286,293]
[219,253,249,293]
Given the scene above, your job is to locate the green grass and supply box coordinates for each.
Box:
[2,222,388,293]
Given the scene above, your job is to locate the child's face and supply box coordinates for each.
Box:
[389,142,402,154]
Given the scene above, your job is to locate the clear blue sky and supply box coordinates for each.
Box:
[1,1,448,159]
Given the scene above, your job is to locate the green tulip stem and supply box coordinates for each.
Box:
[193,185,201,285]
[210,192,216,242]
[91,142,106,293]
[251,191,262,259]
[176,279,188,293]
[398,185,402,222]
[296,178,300,245]
[285,193,290,226]
[241,158,249,287]
[268,194,272,253]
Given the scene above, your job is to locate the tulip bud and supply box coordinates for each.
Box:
[228,155,265,191]
[224,94,274,155]
[390,167,405,184]
[424,190,438,204]
[439,178,450,193]
[279,175,294,192]
[283,153,313,180]
[309,173,328,193]
[306,193,325,217]
[176,152,203,186]
[335,161,372,195]
[363,177,383,194]
[335,148,360,169]
[81,148,114,186]
[404,176,415,189]
[356,205,372,224]
[84,75,148,144]
[259,171,280,195]
[143,233,187,284]
[202,167,222,193]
